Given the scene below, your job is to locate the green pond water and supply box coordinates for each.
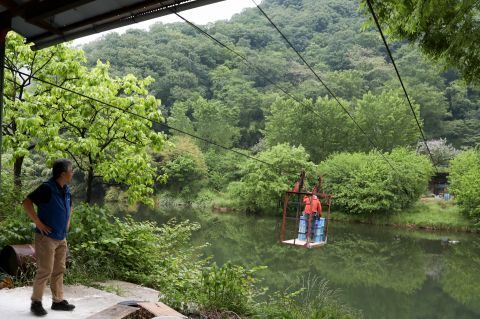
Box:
[128,208,480,319]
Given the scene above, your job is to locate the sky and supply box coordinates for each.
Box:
[73,0,259,46]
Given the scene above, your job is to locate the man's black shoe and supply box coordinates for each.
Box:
[31,301,47,317]
[51,300,76,311]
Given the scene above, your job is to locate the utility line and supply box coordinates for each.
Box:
[175,6,411,199]
[365,0,439,173]
[250,0,400,172]
[3,65,282,171]
[172,10,335,130]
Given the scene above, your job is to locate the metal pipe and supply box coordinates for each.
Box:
[0,26,9,198]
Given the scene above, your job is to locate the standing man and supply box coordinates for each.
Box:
[23,159,76,316]
[303,194,322,241]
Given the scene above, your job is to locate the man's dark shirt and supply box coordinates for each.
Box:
[28,182,73,207]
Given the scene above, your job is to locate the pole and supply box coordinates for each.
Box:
[0,25,9,199]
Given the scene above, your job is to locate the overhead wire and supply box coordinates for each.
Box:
[3,65,283,172]
[250,0,402,173]
[171,10,335,130]
[4,3,439,186]
[365,0,439,173]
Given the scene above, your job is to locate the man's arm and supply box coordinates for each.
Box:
[23,198,52,235]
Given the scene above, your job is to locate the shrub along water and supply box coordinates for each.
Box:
[227,143,318,214]
[449,148,480,226]
[319,148,433,215]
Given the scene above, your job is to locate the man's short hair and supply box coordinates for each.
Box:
[52,159,72,179]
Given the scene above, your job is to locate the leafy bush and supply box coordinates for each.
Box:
[319,148,433,214]
[156,136,208,197]
[68,204,208,309]
[449,149,480,224]
[196,262,264,315]
[0,206,35,248]
[191,189,217,208]
[255,276,361,319]
[205,149,246,191]
[0,170,24,218]
[227,143,317,214]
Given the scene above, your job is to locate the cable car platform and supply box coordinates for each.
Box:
[279,171,333,249]
[282,239,326,248]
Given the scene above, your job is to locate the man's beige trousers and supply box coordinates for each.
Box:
[31,233,67,303]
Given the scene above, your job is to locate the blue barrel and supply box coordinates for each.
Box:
[319,217,325,227]
[298,215,307,240]
[313,218,325,242]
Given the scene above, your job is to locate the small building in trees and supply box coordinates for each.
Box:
[429,172,449,196]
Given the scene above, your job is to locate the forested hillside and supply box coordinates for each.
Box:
[83,0,480,153]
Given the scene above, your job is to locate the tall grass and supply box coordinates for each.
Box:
[254,275,361,319]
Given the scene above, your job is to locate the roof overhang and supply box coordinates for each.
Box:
[0,0,224,50]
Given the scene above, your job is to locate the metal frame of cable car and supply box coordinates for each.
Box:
[280,170,333,249]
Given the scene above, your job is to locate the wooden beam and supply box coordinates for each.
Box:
[86,304,137,319]
[29,0,224,44]
[22,0,96,21]
[0,0,62,35]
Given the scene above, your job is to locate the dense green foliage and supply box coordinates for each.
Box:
[0,207,35,248]
[362,0,480,83]
[3,32,166,205]
[83,0,480,151]
[319,148,433,214]
[265,91,421,162]
[255,279,360,319]
[47,61,165,204]
[4,0,480,213]
[449,149,480,224]
[197,262,261,315]
[227,144,317,213]
[3,33,84,190]
[333,198,474,232]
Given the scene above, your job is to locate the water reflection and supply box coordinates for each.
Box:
[122,207,480,319]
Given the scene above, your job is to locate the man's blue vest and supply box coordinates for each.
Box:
[36,178,71,240]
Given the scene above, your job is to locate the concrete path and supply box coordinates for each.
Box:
[0,282,159,319]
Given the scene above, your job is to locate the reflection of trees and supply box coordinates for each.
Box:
[342,285,415,319]
[441,240,480,314]
[317,234,426,294]
[134,209,427,294]
[414,279,479,319]
[193,214,427,296]
[125,208,480,317]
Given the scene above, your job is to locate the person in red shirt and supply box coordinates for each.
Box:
[303,195,322,216]
[303,195,322,240]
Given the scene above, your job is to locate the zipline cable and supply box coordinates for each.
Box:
[250,0,401,173]
[172,10,335,130]
[3,65,283,171]
[174,8,435,201]
[365,0,439,173]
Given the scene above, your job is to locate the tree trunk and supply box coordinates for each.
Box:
[86,167,94,204]
[13,155,24,190]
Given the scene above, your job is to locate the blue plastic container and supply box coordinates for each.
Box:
[298,215,307,240]
[312,218,325,242]
[319,217,325,227]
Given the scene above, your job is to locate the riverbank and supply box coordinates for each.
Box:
[331,198,478,232]
[129,194,479,233]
